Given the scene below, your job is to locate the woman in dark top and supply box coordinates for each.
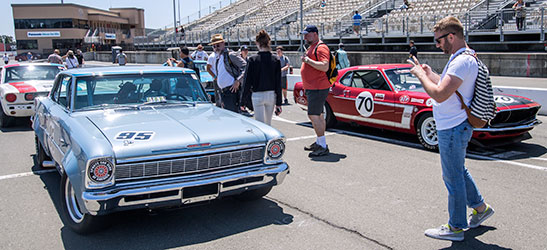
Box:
[241,30,282,125]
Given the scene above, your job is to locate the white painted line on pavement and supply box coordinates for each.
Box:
[531,157,547,162]
[0,169,56,181]
[286,132,336,142]
[272,116,300,124]
[276,116,547,172]
[467,154,547,171]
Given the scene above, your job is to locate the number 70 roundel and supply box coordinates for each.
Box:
[115,131,155,141]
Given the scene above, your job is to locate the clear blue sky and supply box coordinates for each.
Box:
[1,0,225,38]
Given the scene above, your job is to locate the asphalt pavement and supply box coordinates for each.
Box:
[0,60,546,249]
[1,86,546,249]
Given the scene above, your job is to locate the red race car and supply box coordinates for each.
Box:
[294,64,542,150]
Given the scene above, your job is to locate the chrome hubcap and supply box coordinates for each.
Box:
[422,117,438,146]
[65,179,84,223]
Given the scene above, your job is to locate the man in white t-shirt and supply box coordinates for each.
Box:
[191,44,208,61]
[3,53,9,64]
[410,16,494,242]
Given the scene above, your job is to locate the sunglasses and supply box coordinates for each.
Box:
[212,44,222,48]
[435,32,454,44]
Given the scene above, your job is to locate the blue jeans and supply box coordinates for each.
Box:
[437,120,484,229]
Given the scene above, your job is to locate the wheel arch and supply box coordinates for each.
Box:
[412,109,433,131]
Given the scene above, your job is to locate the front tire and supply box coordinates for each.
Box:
[235,186,272,201]
[0,104,13,128]
[35,136,52,168]
[60,174,109,234]
[416,113,438,151]
[323,102,337,128]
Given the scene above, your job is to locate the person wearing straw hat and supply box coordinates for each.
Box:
[191,44,208,61]
[208,34,247,113]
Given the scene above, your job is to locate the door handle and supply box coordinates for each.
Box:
[59,138,68,147]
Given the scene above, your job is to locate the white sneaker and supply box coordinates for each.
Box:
[425,224,464,241]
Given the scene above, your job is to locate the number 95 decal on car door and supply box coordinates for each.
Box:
[355,91,374,117]
[115,131,155,141]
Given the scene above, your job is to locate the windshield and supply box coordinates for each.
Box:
[195,62,208,72]
[74,73,208,110]
[4,65,62,83]
[384,68,424,92]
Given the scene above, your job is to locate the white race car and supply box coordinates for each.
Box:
[0,63,64,127]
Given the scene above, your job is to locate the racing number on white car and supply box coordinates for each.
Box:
[355,91,374,117]
[115,131,155,141]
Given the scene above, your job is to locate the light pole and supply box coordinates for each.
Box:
[300,0,303,54]
[173,0,177,46]
[199,0,202,18]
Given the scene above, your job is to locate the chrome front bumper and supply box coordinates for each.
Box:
[82,163,289,215]
[474,119,542,132]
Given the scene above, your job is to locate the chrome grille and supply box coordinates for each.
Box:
[115,147,264,181]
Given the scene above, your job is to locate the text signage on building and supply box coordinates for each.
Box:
[27,31,61,38]
[105,33,116,40]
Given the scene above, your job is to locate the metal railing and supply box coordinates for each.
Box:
[135,6,546,48]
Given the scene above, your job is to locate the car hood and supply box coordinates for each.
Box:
[1,80,55,94]
[493,93,536,110]
[85,104,268,160]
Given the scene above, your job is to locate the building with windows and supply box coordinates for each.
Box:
[12,3,144,55]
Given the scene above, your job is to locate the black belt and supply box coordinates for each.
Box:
[221,85,233,92]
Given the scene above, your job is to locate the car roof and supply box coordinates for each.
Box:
[63,66,196,77]
[2,63,64,68]
[344,64,414,71]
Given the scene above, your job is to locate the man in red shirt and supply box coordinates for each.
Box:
[300,25,331,157]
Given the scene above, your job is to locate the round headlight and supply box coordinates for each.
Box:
[89,159,113,182]
[267,140,285,159]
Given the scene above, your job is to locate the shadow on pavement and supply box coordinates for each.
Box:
[0,118,33,133]
[35,158,294,249]
[309,152,347,162]
[297,121,547,161]
[440,226,512,250]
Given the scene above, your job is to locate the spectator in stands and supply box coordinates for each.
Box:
[320,0,327,8]
[352,11,362,35]
[276,46,291,105]
[191,44,208,61]
[208,34,247,113]
[116,49,128,66]
[65,50,79,69]
[75,49,84,68]
[336,43,350,69]
[409,16,494,242]
[300,25,330,157]
[241,30,282,125]
[409,40,418,62]
[399,0,410,10]
[47,49,63,65]
[513,0,526,31]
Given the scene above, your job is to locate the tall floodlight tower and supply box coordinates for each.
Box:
[300,0,303,54]
[173,0,177,45]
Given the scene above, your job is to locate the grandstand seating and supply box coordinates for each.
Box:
[140,0,547,47]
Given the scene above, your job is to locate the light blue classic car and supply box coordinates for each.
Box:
[32,66,289,234]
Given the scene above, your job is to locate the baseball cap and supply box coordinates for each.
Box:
[301,25,318,34]
[239,45,249,51]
